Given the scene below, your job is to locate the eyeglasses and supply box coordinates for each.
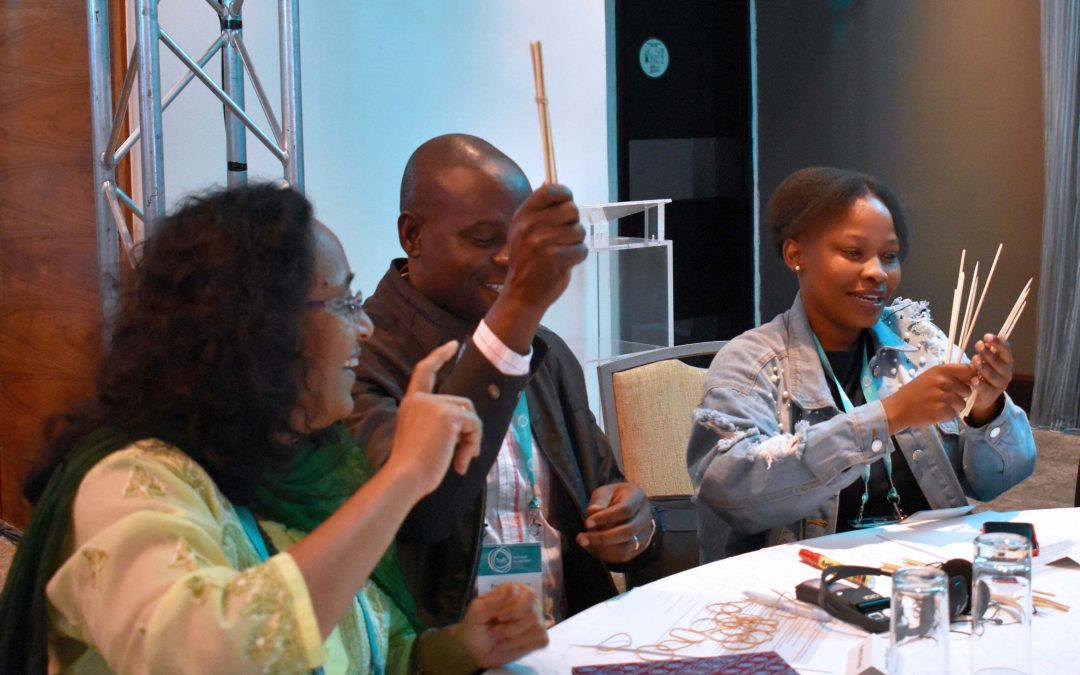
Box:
[305,291,366,321]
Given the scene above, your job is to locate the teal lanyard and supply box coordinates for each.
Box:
[511,393,541,511]
[235,506,271,560]
[236,506,374,674]
[355,592,386,675]
[810,334,903,526]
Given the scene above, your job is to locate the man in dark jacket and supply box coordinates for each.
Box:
[350,134,658,627]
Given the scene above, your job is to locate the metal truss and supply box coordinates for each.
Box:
[87,0,304,324]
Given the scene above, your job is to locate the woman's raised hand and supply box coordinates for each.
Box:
[385,340,482,498]
[882,363,974,435]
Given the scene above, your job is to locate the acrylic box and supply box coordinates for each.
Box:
[544,198,674,375]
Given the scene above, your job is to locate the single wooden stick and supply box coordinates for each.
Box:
[945,250,967,364]
[964,243,1003,348]
[529,41,557,184]
[1033,595,1070,612]
[959,262,980,353]
[960,393,977,420]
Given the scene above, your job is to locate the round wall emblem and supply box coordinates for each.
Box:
[639,38,669,78]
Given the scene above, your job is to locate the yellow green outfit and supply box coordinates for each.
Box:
[0,425,423,674]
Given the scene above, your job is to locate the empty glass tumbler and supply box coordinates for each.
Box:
[971,531,1032,675]
[887,567,951,675]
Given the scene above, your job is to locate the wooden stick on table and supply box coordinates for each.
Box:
[1033,595,1071,612]
[529,41,557,184]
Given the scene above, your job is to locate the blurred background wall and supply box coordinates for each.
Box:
[0,0,1046,527]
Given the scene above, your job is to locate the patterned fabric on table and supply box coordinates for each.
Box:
[572,650,798,674]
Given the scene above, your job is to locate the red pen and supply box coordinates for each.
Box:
[799,548,867,585]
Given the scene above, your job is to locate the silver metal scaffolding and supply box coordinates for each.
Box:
[87,0,304,326]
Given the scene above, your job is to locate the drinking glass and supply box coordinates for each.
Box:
[971,532,1032,675]
[887,567,950,675]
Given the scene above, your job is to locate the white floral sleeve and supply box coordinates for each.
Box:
[46,441,324,675]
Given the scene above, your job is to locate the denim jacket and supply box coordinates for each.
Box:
[687,295,1037,562]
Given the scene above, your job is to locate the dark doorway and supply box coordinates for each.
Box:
[614,0,755,343]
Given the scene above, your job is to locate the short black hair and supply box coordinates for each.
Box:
[766,167,909,260]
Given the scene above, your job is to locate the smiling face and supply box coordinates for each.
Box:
[783,196,902,350]
[292,222,374,432]
[399,151,532,324]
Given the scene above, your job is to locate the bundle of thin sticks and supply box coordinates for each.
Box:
[941,244,1033,417]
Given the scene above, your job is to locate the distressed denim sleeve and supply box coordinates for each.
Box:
[960,395,1037,501]
[687,366,892,535]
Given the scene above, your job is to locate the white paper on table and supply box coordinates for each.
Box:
[901,504,975,524]
[845,635,886,675]
[1035,539,1080,570]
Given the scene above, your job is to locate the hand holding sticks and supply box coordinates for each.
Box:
[940,243,1033,418]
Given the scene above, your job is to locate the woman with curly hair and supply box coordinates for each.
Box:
[0,183,546,673]
[687,167,1037,562]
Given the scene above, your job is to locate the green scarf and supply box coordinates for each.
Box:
[254,423,424,634]
[0,426,133,675]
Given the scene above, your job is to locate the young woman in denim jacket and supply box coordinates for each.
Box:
[687,167,1036,562]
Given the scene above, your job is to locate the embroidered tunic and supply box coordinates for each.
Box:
[46,440,413,674]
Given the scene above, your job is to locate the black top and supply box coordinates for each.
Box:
[349,260,636,625]
[824,332,931,532]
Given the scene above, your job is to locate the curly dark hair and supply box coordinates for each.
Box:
[766,166,909,260]
[27,183,316,505]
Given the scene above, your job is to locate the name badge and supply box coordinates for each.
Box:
[477,542,543,602]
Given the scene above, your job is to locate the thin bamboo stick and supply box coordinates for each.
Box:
[959,262,980,352]
[963,243,1003,349]
[1003,300,1028,340]
[945,250,967,364]
[1033,596,1070,612]
[1000,279,1032,339]
[529,41,557,184]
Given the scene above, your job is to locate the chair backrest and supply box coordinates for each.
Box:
[597,341,726,496]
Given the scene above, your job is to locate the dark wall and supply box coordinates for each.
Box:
[616,0,754,342]
[756,0,1043,373]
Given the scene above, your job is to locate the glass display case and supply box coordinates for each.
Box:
[544,198,673,383]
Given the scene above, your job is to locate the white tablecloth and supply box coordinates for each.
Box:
[493,507,1080,674]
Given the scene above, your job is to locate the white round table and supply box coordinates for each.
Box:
[493,507,1080,674]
